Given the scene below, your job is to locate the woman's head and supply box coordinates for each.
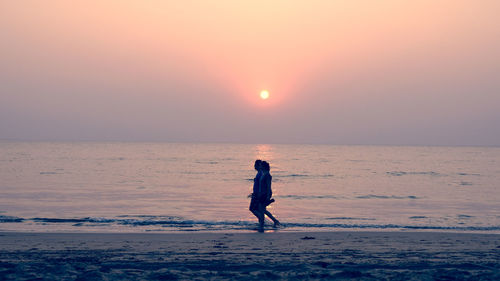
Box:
[261,161,270,171]
[254,159,262,170]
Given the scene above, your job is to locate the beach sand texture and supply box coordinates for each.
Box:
[1,231,499,280]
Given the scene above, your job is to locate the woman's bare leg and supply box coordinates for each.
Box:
[257,204,265,232]
[264,210,280,226]
[249,199,261,220]
[251,209,261,220]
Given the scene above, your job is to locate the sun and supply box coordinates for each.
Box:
[260,90,269,100]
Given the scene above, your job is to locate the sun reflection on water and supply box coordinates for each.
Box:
[255,144,274,162]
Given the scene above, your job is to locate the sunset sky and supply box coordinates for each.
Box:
[1,1,499,145]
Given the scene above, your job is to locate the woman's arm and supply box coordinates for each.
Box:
[266,176,272,200]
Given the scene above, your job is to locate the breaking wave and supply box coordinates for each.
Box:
[1,215,498,232]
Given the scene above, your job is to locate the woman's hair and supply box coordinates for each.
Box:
[261,161,270,171]
[254,159,262,170]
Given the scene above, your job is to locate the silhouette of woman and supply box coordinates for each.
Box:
[259,161,280,230]
[249,160,263,222]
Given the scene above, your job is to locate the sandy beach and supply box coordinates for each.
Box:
[1,231,499,280]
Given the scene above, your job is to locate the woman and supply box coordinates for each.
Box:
[258,161,280,230]
[249,159,263,221]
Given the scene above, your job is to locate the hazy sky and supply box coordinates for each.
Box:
[1,1,499,145]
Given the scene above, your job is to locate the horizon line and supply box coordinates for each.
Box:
[0,139,498,148]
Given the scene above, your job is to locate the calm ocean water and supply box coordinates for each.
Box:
[0,142,499,233]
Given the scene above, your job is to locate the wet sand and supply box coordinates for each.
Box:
[1,231,499,280]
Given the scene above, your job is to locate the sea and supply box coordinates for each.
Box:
[1,142,499,233]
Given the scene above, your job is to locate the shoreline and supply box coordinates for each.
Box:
[1,231,499,280]
[2,228,500,234]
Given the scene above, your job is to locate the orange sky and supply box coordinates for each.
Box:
[1,1,499,144]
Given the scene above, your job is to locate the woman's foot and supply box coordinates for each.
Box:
[273,221,281,228]
[257,223,265,232]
